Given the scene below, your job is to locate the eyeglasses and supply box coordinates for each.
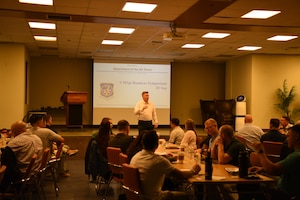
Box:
[205,125,215,130]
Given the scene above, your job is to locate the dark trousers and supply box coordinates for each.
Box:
[138,120,153,135]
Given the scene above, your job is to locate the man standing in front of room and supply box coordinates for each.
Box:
[134,91,158,134]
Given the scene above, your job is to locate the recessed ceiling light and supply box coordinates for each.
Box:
[241,10,281,19]
[202,32,230,39]
[122,2,157,13]
[34,36,56,41]
[102,40,123,45]
[29,22,56,29]
[19,0,53,5]
[109,27,135,34]
[238,46,262,51]
[267,35,298,41]
[182,44,204,49]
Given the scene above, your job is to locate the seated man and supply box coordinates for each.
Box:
[130,130,201,200]
[213,125,265,200]
[261,118,289,160]
[1,121,43,192]
[168,118,185,145]
[252,124,300,199]
[42,114,79,157]
[279,116,293,135]
[29,114,71,177]
[261,118,286,142]
[204,118,219,149]
[212,125,245,166]
[236,114,264,151]
[7,121,43,174]
[108,119,134,153]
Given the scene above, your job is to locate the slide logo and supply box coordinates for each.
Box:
[100,83,114,98]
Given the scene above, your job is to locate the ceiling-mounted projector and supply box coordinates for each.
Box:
[163,32,187,41]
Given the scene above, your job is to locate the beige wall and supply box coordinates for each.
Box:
[0,44,27,128]
[226,54,300,129]
[29,57,93,125]
[171,62,225,125]
[226,55,252,112]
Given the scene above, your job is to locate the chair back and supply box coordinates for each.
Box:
[55,143,64,159]
[107,147,123,181]
[24,154,37,178]
[235,135,249,149]
[249,152,262,167]
[262,141,283,163]
[122,163,143,200]
[0,165,7,184]
[40,148,50,171]
[119,152,128,164]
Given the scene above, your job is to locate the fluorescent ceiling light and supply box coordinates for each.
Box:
[182,44,204,49]
[109,27,135,34]
[29,22,56,29]
[102,40,123,45]
[241,10,281,19]
[267,35,298,41]
[19,0,53,5]
[122,2,157,13]
[238,46,262,51]
[202,32,230,39]
[34,36,56,41]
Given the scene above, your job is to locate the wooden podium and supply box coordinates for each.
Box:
[60,91,88,128]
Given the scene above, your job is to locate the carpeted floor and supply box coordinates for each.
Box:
[42,159,121,200]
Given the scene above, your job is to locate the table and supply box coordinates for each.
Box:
[171,156,275,200]
[155,145,276,199]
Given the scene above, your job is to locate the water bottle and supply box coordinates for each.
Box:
[205,149,213,180]
[238,150,249,178]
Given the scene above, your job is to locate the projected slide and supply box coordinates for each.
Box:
[93,63,170,125]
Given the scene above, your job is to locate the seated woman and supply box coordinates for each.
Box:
[180,118,197,150]
[85,118,112,182]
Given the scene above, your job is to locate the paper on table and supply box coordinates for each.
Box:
[225,167,239,173]
[155,151,167,156]
[212,176,226,180]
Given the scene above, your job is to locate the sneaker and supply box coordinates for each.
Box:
[67,149,79,157]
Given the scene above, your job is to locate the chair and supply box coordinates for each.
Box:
[196,136,203,148]
[215,99,235,126]
[0,154,37,200]
[262,141,283,163]
[24,153,38,178]
[47,143,64,197]
[105,147,123,195]
[122,163,143,200]
[119,152,128,164]
[33,148,50,200]
[250,152,262,167]
[20,153,38,199]
[0,165,15,200]
[200,99,217,125]
[235,135,250,151]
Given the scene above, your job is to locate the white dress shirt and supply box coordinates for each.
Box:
[134,100,158,124]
